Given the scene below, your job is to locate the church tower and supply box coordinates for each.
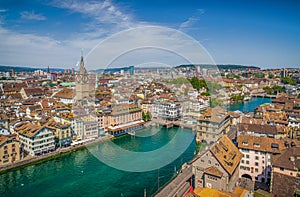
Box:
[76,55,90,102]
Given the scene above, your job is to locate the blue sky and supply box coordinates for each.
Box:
[0,0,299,68]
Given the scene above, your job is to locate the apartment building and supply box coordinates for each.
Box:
[0,134,20,165]
[192,135,242,192]
[152,100,182,121]
[237,134,299,183]
[196,106,231,144]
[16,122,55,156]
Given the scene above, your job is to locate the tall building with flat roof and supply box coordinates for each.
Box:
[129,66,134,76]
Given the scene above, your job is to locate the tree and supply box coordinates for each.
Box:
[142,111,152,121]
[297,93,300,99]
[209,98,223,107]
[268,73,274,79]
[281,77,296,85]
[201,92,211,96]
[188,77,208,90]
[263,86,273,95]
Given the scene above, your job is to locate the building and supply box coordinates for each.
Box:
[271,147,300,196]
[20,87,44,99]
[97,104,144,136]
[192,135,242,192]
[46,121,72,147]
[16,122,55,156]
[53,88,75,104]
[0,134,20,165]
[74,115,99,140]
[153,100,182,121]
[237,123,287,139]
[129,66,134,76]
[237,134,299,183]
[196,106,231,144]
[193,186,252,197]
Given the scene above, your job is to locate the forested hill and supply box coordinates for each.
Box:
[176,64,260,70]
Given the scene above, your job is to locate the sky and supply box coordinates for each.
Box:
[0,0,300,69]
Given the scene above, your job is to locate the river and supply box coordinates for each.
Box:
[227,97,274,112]
[0,126,196,197]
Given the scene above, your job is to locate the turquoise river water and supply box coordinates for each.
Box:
[0,126,196,197]
[227,97,273,113]
[0,97,273,197]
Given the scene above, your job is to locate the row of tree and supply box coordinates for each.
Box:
[263,86,286,95]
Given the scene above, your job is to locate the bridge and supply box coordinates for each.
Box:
[155,166,194,197]
[152,119,197,131]
[250,93,277,98]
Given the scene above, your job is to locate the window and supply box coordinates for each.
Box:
[246,155,249,159]
[241,160,244,164]
[243,141,248,146]
[255,168,258,173]
[246,161,249,165]
[207,175,217,181]
[255,156,259,160]
[255,162,259,166]
[280,167,284,171]
[255,151,259,154]
[254,143,260,148]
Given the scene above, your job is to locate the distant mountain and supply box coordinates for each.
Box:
[0,65,66,73]
[90,66,167,73]
[175,64,260,70]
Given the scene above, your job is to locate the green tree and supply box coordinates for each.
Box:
[281,77,296,85]
[268,73,274,79]
[209,98,223,107]
[263,86,273,95]
[188,77,208,90]
[200,92,211,96]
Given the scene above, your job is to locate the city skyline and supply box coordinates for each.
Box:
[0,0,300,68]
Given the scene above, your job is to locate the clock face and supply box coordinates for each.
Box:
[82,75,88,83]
[76,74,82,83]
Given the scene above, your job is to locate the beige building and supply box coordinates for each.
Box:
[196,106,231,144]
[0,134,20,165]
[237,134,299,183]
[192,135,242,192]
[75,56,90,102]
[46,121,72,147]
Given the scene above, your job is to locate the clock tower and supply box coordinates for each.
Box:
[76,55,90,102]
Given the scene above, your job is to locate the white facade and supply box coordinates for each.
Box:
[153,101,182,120]
[19,128,55,156]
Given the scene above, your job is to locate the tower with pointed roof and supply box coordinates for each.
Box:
[76,55,90,102]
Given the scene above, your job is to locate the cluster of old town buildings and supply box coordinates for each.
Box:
[0,59,300,196]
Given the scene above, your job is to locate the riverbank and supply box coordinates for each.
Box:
[0,122,156,174]
[0,135,113,174]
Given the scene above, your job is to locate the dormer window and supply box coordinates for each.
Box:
[254,143,260,147]
[242,141,248,146]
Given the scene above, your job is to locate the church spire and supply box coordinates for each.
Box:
[78,51,87,74]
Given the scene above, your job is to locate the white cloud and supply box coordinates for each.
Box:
[20,11,46,21]
[50,0,133,30]
[179,17,199,30]
[0,9,7,13]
